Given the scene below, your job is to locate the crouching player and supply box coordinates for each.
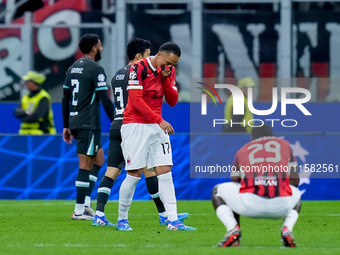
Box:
[212,124,301,247]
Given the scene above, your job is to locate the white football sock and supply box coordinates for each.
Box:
[158,172,178,222]
[159,212,167,218]
[117,174,141,221]
[84,196,91,207]
[74,203,85,215]
[95,211,105,217]
[283,209,299,232]
[216,204,238,232]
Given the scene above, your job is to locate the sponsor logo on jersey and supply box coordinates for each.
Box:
[116,74,125,80]
[71,68,83,74]
[98,82,107,87]
[129,71,137,80]
[254,176,277,186]
[128,80,139,85]
[97,73,105,82]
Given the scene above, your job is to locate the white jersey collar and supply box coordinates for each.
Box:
[147,56,157,72]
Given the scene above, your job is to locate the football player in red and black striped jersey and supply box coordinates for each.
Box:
[212,124,301,247]
[117,42,195,231]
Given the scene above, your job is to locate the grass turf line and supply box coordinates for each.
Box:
[0,200,339,255]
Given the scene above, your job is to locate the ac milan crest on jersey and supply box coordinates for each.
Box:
[127,156,131,166]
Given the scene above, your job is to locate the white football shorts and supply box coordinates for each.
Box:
[121,123,173,170]
[216,182,301,218]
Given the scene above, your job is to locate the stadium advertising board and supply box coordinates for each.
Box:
[0,134,339,200]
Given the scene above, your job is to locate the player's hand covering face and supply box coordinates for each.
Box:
[160,65,172,79]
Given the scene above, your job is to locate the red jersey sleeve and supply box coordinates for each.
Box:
[127,64,163,124]
[162,67,178,107]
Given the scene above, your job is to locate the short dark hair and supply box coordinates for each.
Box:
[126,38,151,61]
[78,34,100,54]
[251,124,273,140]
[159,42,181,57]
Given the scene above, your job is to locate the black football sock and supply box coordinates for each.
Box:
[96,176,114,213]
[74,169,90,215]
[76,169,90,204]
[146,176,166,214]
[86,164,101,199]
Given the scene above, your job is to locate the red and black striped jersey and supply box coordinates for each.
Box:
[123,57,178,124]
[233,136,296,197]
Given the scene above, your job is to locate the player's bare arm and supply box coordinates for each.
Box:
[287,151,300,187]
[230,159,241,183]
[289,163,300,187]
[230,169,241,183]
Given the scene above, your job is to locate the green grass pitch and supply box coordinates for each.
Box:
[0,200,339,255]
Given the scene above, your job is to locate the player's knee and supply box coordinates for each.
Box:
[79,161,93,171]
[155,165,171,175]
[105,167,121,179]
[293,199,302,213]
[94,160,104,167]
[96,157,105,167]
[211,184,226,210]
[94,156,105,167]
[212,184,219,196]
[93,149,105,166]
[143,168,156,178]
[127,169,143,178]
